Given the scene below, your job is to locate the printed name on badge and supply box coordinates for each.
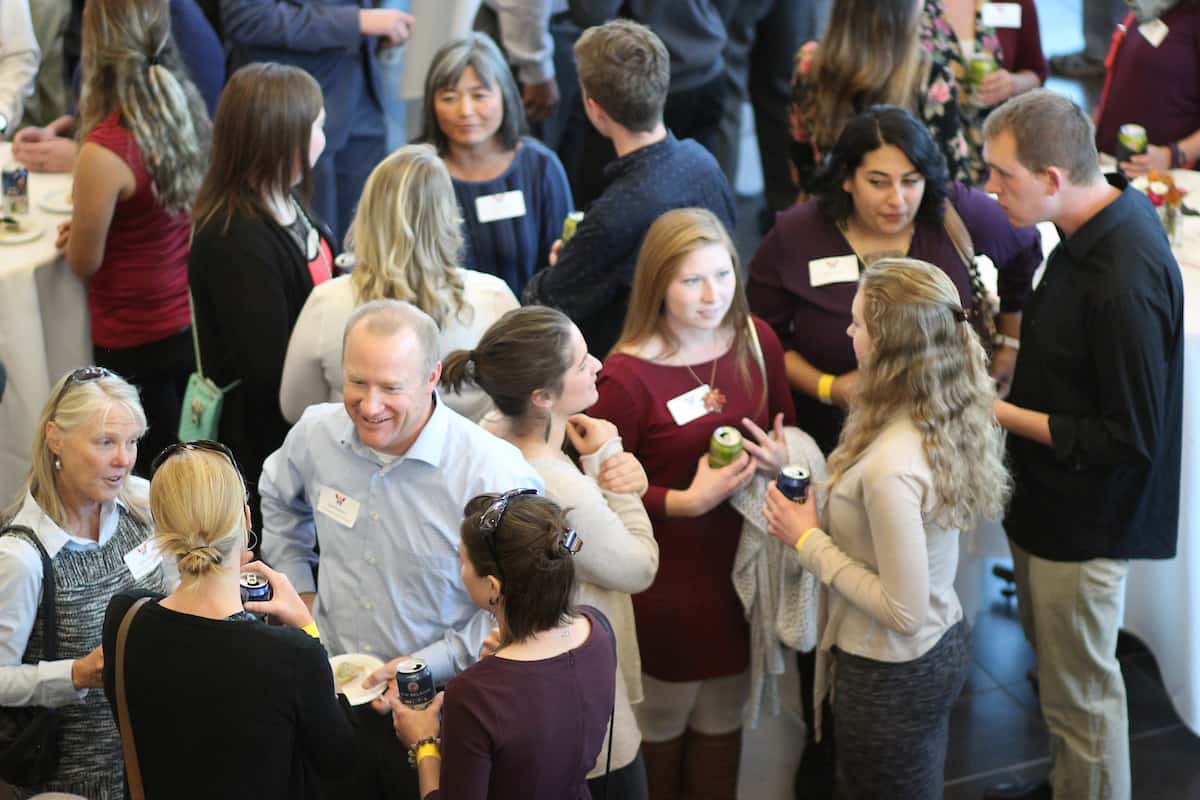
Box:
[667,384,715,426]
[124,540,163,581]
[809,255,860,287]
[981,3,1022,29]
[318,486,361,527]
[475,190,527,223]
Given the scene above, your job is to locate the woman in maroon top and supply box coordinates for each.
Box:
[390,491,617,800]
[589,208,795,800]
[58,0,210,477]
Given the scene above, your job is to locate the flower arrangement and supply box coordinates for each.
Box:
[1132,170,1186,242]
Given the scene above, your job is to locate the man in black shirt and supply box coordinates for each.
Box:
[979,91,1183,800]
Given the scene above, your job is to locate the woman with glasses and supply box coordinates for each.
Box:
[100,440,355,799]
[0,367,167,798]
[442,306,658,799]
[390,490,617,799]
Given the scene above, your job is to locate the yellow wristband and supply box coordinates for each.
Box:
[416,742,441,764]
[817,374,835,406]
[302,622,320,639]
[795,527,821,554]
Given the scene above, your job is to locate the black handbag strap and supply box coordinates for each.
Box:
[591,608,617,800]
[0,526,57,661]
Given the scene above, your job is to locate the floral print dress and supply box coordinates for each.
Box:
[787,40,972,197]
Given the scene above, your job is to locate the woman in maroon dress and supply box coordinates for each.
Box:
[589,207,795,800]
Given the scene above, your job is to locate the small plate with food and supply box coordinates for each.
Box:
[39,189,73,214]
[0,215,45,244]
[329,653,386,706]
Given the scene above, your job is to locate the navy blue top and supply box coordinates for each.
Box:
[171,0,224,116]
[524,133,736,357]
[452,137,573,296]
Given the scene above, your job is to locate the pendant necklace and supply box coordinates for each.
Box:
[684,357,726,413]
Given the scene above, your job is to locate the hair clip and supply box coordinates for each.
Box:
[951,307,968,323]
[559,528,582,556]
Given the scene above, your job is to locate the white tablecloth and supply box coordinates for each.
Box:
[959,170,1200,735]
[0,143,88,503]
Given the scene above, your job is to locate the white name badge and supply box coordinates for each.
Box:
[981,3,1022,29]
[808,255,859,287]
[1139,18,1169,48]
[475,190,527,223]
[123,540,162,581]
[317,486,361,528]
[666,384,714,427]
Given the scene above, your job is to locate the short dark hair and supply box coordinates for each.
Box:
[461,493,578,642]
[982,90,1100,186]
[574,20,669,132]
[815,105,951,226]
[420,33,526,153]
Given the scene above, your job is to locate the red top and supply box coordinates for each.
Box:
[308,238,334,287]
[84,112,192,348]
[996,0,1048,83]
[589,317,796,681]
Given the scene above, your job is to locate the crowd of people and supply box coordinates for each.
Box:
[0,1,1191,800]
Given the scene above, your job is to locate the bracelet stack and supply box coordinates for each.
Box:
[408,737,441,768]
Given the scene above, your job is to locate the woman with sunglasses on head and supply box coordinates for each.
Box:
[442,305,658,799]
[763,258,1010,799]
[588,208,795,800]
[188,62,333,540]
[0,367,166,798]
[390,491,617,799]
[100,441,355,799]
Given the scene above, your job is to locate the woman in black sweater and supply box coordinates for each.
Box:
[187,63,335,542]
[101,441,355,799]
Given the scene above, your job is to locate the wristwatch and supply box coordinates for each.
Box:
[994,334,1020,351]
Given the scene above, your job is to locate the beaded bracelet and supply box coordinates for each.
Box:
[407,737,441,769]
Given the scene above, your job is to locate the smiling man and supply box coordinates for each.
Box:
[981,90,1183,800]
[260,299,542,800]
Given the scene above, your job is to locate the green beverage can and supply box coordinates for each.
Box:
[561,211,584,243]
[1116,124,1149,164]
[969,52,997,87]
[708,426,744,468]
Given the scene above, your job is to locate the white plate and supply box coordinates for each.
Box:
[329,653,386,706]
[0,216,44,244]
[39,189,72,214]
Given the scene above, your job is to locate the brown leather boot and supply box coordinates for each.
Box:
[641,735,686,800]
[681,728,742,800]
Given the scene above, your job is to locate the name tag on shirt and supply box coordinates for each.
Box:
[317,486,361,528]
[123,540,162,581]
[475,190,527,223]
[808,255,859,287]
[981,3,1022,29]
[666,384,714,426]
[1139,19,1169,48]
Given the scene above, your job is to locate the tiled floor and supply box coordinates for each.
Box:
[731,2,1200,797]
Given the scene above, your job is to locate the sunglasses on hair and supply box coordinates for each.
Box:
[150,440,248,498]
[478,488,538,585]
[52,366,113,410]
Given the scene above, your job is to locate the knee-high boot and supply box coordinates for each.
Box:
[641,735,686,800]
[681,728,742,800]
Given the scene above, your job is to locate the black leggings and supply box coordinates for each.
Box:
[93,328,193,478]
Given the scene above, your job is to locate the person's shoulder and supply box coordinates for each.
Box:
[303,274,356,313]
[518,136,558,162]
[861,418,929,476]
[292,402,351,439]
[459,268,518,301]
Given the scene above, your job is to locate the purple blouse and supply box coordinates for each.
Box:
[747,183,1041,451]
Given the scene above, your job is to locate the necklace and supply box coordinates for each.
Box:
[684,357,726,413]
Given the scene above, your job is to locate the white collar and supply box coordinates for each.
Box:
[9,491,126,558]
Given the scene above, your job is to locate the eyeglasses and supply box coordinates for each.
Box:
[478,488,538,585]
[51,366,113,411]
[150,440,248,499]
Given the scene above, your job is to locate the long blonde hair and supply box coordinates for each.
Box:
[348,144,467,329]
[804,0,929,152]
[827,258,1010,528]
[2,370,148,530]
[150,448,247,578]
[77,0,210,215]
[614,208,763,412]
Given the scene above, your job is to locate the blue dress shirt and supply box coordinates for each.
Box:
[259,394,544,683]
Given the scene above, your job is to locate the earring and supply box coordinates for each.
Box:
[53,456,62,470]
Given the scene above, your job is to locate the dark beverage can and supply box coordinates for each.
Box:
[239,572,273,604]
[2,163,29,215]
[1116,124,1148,164]
[396,657,436,709]
[708,426,744,468]
[777,465,811,503]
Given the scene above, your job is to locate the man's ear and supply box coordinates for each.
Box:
[1043,165,1067,197]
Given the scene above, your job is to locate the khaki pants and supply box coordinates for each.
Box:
[1009,539,1131,800]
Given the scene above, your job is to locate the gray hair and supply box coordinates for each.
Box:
[419,32,526,153]
[342,299,441,377]
[982,89,1101,186]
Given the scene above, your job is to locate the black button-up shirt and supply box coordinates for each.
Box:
[1006,174,1184,561]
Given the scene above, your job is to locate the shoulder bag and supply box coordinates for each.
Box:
[0,526,60,787]
[115,597,151,800]
[179,291,241,441]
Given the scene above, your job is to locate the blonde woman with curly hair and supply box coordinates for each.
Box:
[59,0,210,477]
[763,257,1009,800]
[280,143,518,423]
